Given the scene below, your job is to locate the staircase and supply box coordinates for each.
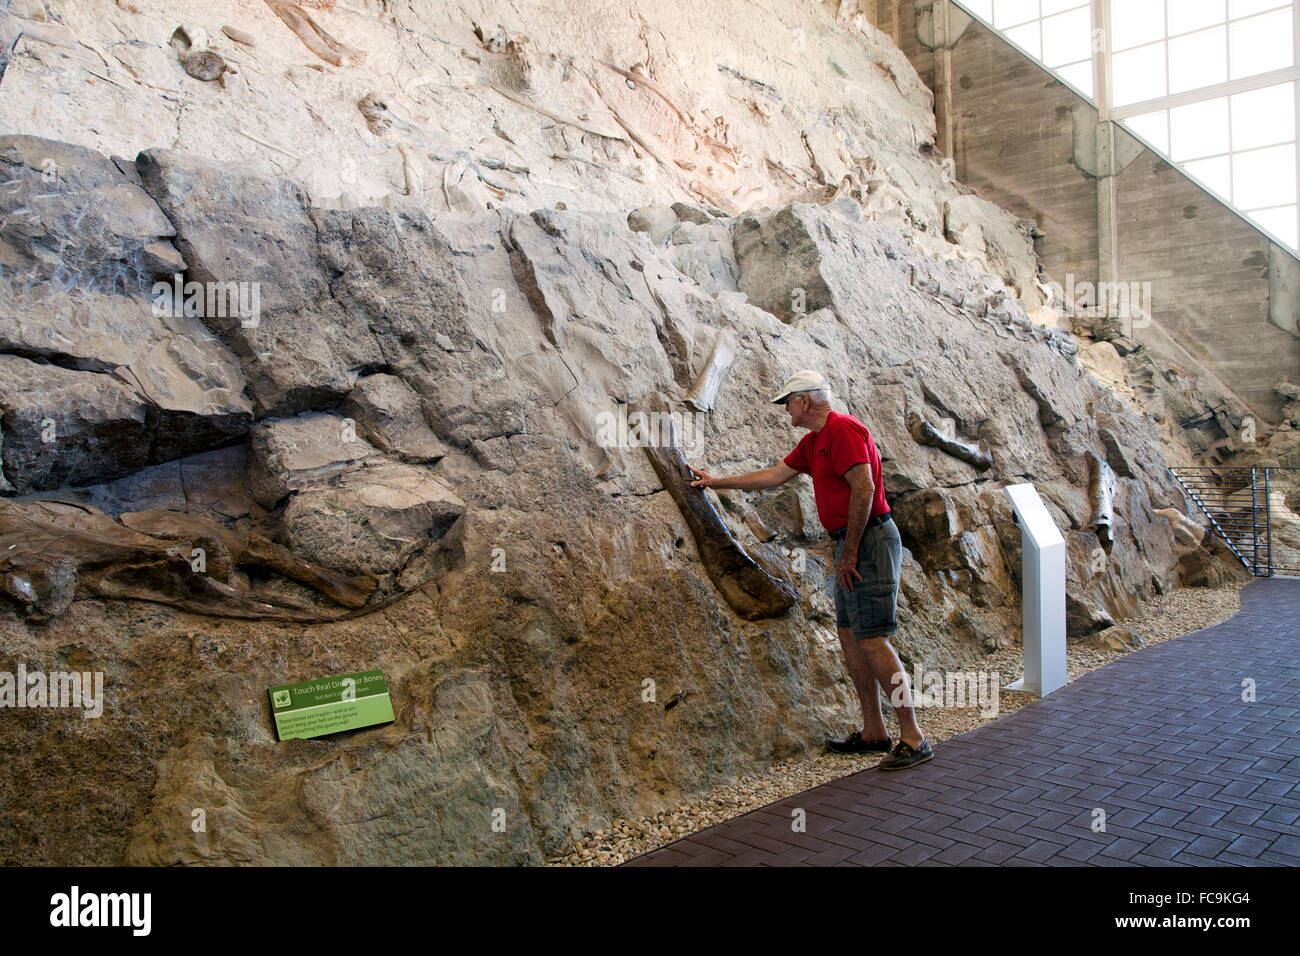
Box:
[1168,467,1300,577]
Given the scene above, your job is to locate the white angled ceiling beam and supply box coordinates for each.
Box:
[1111,66,1300,120]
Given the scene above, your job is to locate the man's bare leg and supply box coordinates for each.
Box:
[859,636,925,749]
[837,627,890,741]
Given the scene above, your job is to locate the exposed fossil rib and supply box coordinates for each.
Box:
[598,60,695,130]
[551,152,644,182]
[478,83,627,142]
[637,398,796,620]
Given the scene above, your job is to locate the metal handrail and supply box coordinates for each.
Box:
[1168,466,1300,576]
[1265,468,1274,573]
[1170,468,1253,569]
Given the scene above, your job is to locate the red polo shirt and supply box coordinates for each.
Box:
[783,410,889,532]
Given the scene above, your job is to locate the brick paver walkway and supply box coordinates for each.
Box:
[627,578,1300,866]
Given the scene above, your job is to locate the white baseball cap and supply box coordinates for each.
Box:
[770,369,830,404]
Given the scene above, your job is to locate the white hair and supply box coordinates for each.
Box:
[803,387,833,406]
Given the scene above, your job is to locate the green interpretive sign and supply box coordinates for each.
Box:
[268,670,395,741]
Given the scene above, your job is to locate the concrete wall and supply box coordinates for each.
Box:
[882,0,1300,423]
[899,3,1099,286]
[1115,151,1280,417]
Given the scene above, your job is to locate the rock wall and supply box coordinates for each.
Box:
[0,0,1243,865]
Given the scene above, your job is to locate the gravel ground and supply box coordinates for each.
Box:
[545,581,1248,866]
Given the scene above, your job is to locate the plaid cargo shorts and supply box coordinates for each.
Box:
[832,517,903,640]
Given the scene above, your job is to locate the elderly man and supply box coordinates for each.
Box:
[689,370,932,770]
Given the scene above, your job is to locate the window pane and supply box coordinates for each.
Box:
[1169,27,1228,93]
[1004,20,1043,58]
[1125,110,1170,153]
[1231,83,1295,150]
[1040,0,1086,15]
[1181,155,1234,198]
[1229,0,1291,19]
[1169,0,1226,36]
[1245,205,1299,248]
[1170,98,1231,160]
[1230,10,1295,79]
[994,0,1040,28]
[963,0,995,20]
[1112,0,1166,51]
[1233,144,1297,207]
[1056,60,1095,98]
[1113,42,1169,106]
[1042,6,1092,65]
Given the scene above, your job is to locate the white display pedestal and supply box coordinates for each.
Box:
[1003,483,1067,697]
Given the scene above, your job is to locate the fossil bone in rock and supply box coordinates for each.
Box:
[182,49,226,82]
[1090,454,1118,550]
[118,509,378,609]
[684,330,736,413]
[262,0,365,68]
[908,413,993,471]
[358,92,400,137]
[221,26,256,47]
[169,24,227,82]
[0,499,378,623]
[637,398,797,621]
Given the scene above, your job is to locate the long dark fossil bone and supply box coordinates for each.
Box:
[0,499,378,623]
[636,398,797,620]
[908,413,993,471]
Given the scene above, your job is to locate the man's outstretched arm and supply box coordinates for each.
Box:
[688,462,798,490]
